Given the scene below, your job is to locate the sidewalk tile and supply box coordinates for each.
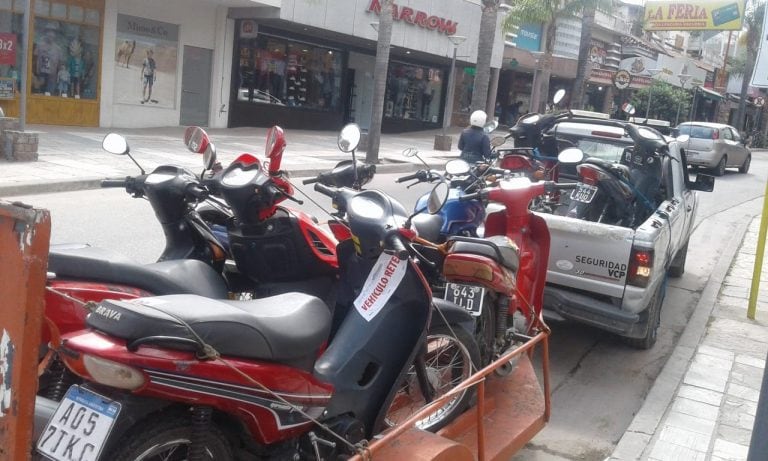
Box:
[696,345,735,361]
[717,423,753,447]
[726,383,761,403]
[734,354,766,370]
[658,424,712,451]
[731,363,767,391]
[683,363,729,393]
[692,352,734,371]
[648,440,706,461]
[671,397,720,421]
[719,398,756,430]
[724,395,758,417]
[665,411,716,436]
[712,439,749,461]
[677,385,723,406]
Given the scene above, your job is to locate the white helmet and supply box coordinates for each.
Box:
[470,110,487,128]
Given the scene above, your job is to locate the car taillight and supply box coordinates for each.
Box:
[627,248,654,287]
[712,130,719,140]
[83,354,146,390]
[576,164,608,186]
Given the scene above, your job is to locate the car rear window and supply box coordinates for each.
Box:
[677,125,714,139]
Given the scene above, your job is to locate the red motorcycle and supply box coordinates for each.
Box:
[36,180,451,461]
[41,133,230,401]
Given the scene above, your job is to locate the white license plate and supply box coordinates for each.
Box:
[444,283,485,316]
[570,184,597,203]
[37,385,121,461]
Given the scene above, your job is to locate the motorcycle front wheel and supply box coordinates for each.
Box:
[110,415,232,461]
[384,323,480,432]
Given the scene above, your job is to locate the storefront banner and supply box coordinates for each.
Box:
[750,4,768,88]
[367,0,458,36]
[0,34,16,66]
[515,23,542,52]
[629,75,652,89]
[589,68,614,85]
[619,56,705,88]
[644,0,745,31]
[114,15,179,109]
[589,39,607,66]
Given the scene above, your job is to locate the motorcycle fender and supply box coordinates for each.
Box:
[431,298,475,334]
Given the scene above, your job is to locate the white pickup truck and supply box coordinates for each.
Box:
[528,118,714,349]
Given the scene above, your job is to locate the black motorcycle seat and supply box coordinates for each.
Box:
[411,214,443,243]
[448,235,519,271]
[86,293,331,362]
[48,244,228,299]
[584,158,631,181]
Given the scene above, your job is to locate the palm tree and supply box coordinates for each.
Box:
[502,0,605,112]
[471,0,500,114]
[570,3,597,109]
[734,1,765,131]
[366,0,394,164]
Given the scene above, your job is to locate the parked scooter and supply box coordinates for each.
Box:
[40,133,230,401]
[35,177,452,461]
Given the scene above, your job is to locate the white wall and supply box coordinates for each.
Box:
[101,0,227,128]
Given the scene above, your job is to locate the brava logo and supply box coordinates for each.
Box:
[94,305,122,321]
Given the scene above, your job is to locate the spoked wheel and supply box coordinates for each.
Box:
[110,415,232,461]
[385,324,480,432]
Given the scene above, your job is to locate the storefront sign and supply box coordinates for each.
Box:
[0,34,16,66]
[629,75,652,89]
[367,0,458,35]
[240,20,258,38]
[613,70,632,90]
[515,23,542,52]
[589,68,615,85]
[644,0,745,31]
[589,39,607,66]
[0,78,13,99]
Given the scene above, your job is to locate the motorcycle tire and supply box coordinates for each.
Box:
[384,323,480,433]
[109,414,232,461]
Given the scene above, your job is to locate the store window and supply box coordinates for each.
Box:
[31,1,100,99]
[0,0,24,94]
[236,33,342,111]
[385,62,443,123]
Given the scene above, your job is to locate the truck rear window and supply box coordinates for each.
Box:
[576,139,629,163]
[677,125,714,139]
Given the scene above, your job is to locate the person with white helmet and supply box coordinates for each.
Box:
[458,110,492,164]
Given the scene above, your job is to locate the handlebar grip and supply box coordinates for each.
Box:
[314,182,337,198]
[187,185,209,200]
[101,178,128,188]
[485,167,507,175]
[302,177,319,185]
[459,192,482,202]
[396,172,420,183]
[385,231,409,260]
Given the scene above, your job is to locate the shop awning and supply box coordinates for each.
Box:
[697,86,724,101]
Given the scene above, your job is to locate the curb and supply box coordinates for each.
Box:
[609,214,754,460]
[0,159,444,197]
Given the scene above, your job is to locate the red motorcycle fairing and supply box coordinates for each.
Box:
[43,281,149,344]
[60,331,335,444]
[288,207,339,268]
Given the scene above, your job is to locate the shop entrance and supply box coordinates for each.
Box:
[180,45,212,127]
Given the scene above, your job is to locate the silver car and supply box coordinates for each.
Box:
[675,122,751,176]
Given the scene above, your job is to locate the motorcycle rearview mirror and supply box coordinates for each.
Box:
[103,133,145,175]
[557,147,585,164]
[427,181,450,214]
[402,147,419,157]
[552,89,566,105]
[521,114,540,125]
[484,120,499,134]
[338,123,362,153]
[491,136,506,148]
[445,159,470,176]
[203,144,217,171]
[183,126,210,154]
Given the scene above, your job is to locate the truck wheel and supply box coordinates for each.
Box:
[623,281,665,350]
[668,241,688,278]
[739,155,751,174]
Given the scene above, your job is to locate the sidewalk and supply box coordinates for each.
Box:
[610,216,768,461]
[0,124,463,196]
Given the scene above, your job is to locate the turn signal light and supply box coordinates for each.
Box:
[627,248,654,287]
[83,354,146,390]
[576,164,609,186]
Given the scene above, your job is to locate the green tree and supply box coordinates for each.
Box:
[734,1,765,131]
[502,0,606,113]
[471,0,500,114]
[629,80,692,125]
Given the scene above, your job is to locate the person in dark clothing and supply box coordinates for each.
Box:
[458,110,492,163]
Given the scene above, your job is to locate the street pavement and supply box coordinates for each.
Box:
[0,124,462,196]
[3,125,768,460]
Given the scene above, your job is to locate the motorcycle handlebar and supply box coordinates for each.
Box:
[396,172,421,183]
[186,184,209,200]
[313,182,337,198]
[101,178,128,188]
[302,176,319,185]
[385,231,409,260]
[459,191,483,202]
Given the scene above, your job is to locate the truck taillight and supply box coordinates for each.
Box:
[628,248,654,287]
[576,164,608,186]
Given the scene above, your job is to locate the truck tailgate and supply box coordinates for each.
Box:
[539,213,634,298]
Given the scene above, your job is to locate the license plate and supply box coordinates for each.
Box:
[570,184,597,203]
[37,385,121,461]
[444,283,485,316]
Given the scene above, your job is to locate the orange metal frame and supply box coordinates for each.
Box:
[353,322,551,461]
